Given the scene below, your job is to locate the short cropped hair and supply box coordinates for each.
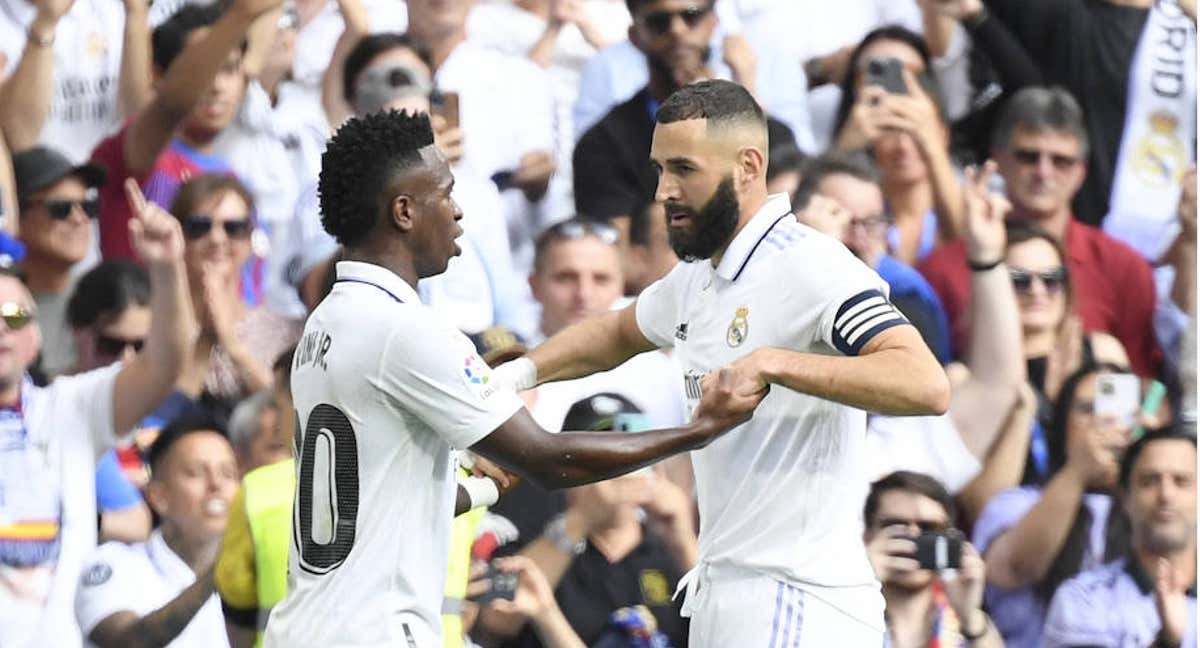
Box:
[152,4,223,72]
[863,470,957,527]
[656,79,766,133]
[228,390,275,455]
[169,173,256,223]
[991,86,1090,156]
[791,151,881,211]
[1119,426,1197,490]
[146,415,230,477]
[626,0,713,16]
[318,111,437,247]
[66,260,151,330]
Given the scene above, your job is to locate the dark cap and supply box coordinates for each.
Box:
[13,146,106,203]
[469,326,528,366]
[562,392,652,432]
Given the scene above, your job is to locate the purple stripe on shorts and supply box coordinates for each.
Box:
[768,581,784,648]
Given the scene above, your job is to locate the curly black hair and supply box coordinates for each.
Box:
[318,110,436,247]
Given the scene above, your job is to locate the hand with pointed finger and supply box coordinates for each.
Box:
[126,179,185,267]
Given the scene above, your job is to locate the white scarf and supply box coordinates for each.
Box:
[1104,0,1197,261]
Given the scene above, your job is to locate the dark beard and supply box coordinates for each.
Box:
[666,176,740,262]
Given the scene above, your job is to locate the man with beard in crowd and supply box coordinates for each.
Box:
[496,80,950,646]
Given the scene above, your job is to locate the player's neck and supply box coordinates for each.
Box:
[341,247,419,290]
[710,187,769,268]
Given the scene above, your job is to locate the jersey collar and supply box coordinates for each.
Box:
[335,261,420,304]
[714,193,793,282]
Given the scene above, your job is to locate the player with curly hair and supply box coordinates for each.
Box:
[262,110,765,647]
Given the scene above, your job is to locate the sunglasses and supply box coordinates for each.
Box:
[95,333,145,357]
[24,198,100,220]
[0,302,34,330]
[874,517,949,534]
[1012,148,1080,171]
[639,5,712,35]
[180,215,253,240]
[542,220,621,246]
[1009,267,1067,294]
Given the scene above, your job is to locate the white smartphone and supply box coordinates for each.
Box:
[1094,372,1140,425]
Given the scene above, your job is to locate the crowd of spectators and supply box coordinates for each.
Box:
[0,0,1194,647]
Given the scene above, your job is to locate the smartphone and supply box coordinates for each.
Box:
[468,563,518,604]
[864,57,907,94]
[1094,372,1140,425]
[431,91,460,130]
[914,529,964,570]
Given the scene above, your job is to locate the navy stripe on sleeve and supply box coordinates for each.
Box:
[832,289,907,355]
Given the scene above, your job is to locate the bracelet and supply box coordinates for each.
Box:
[968,257,1003,272]
[460,476,499,510]
[544,514,586,556]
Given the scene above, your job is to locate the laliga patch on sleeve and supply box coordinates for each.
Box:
[461,354,499,400]
[82,562,113,587]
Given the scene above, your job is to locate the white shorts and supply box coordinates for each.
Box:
[683,571,884,648]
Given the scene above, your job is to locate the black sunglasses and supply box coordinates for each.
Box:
[1012,148,1080,171]
[95,333,145,357]
[0,302,34,331]
[181,215,253,240]
[639,5,711,35]
[1009,267,1067,294]
[25,198,100,220]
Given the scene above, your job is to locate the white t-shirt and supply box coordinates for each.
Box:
[74,530,229,648]
[0,0,125,162]
[864,414,981,493]
[0,366,122,648]
[263,261,523,647]
[635,194,906,626]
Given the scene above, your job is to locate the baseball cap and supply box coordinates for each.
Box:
[352,62,433,117]
[469,326,528,366]
[13,146,106,203]
[562,392,653,433]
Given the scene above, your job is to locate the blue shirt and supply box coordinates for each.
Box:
[875,254,951,363]
[1044,558,1197,648]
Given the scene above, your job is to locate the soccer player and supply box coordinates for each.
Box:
[496,80,951,647]
[261,110,763,648]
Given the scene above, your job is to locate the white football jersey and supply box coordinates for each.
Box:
[636,194,907,628]
[263,261,522,648]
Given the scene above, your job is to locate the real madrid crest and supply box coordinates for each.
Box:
[726,306,749,347]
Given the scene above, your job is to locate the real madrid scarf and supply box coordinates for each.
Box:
[1103,0,1197,261]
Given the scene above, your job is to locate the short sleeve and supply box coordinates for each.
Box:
[634,263,688,349]
[802,240,904,355]
[75,544,142,636]
[1042,573,1112,648]
[95,450,142,511]
[972,486,1041,554]
[215,487,259,624]
[378,317,523,449]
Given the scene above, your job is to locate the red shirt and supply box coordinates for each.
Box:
[90,124,232,260]
[917,219,1162,377]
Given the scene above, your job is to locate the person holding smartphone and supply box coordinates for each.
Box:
[863,471,1002,648]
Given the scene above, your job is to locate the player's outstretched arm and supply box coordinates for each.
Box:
[732,324,950,416]
[500,303,655,389]
[472,368,763,489]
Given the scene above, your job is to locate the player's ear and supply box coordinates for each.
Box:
[735,146,766,186]
[389,194,416,233]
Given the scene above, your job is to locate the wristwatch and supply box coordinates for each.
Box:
[544,514,586,556]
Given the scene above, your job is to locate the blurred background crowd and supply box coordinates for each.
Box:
[0,0,1195,646]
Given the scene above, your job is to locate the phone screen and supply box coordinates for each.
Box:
[1094,373,1140,425]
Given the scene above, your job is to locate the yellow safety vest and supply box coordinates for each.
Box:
[243,458,295,646]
